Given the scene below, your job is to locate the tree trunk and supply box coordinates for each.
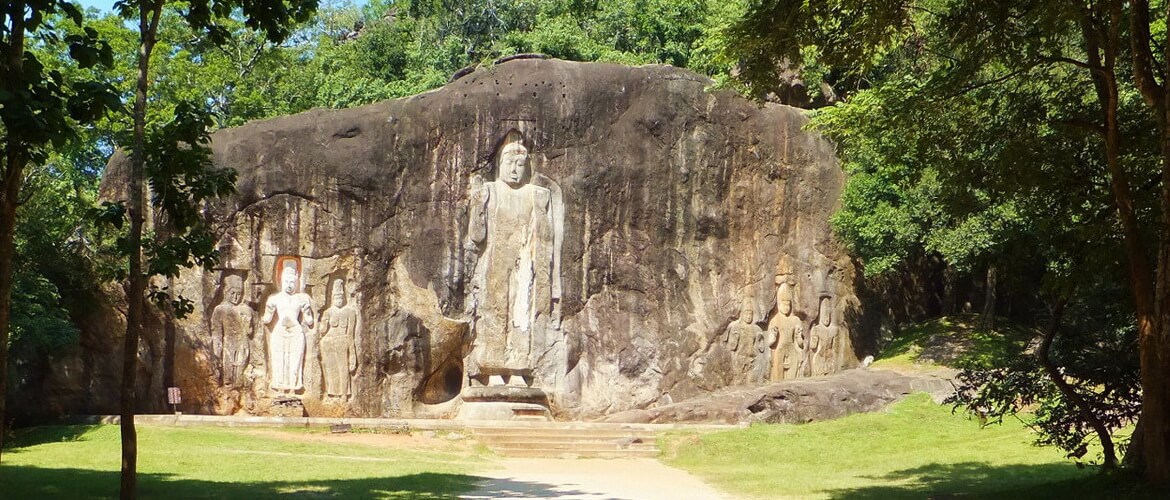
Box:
[1110,0,1166,481]
[121,2,162,498]
[1126,419,1145,468]
[942,264,957,316]
[979,264,997,331]
[1137,91,1170,486]
[1036,296,1118,469]
[0,153,25,463]
[0,0,28,464]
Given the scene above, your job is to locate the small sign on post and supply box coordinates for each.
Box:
[167,387,181,415]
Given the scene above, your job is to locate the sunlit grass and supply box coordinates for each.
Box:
[1,425,488,499]
[870,314,1033,371]
[661,393,1156,499]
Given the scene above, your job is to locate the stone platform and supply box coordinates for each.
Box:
[67,413,741,432]
[67,414,742,459]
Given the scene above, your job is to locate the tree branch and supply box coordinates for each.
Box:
[1042,56,1104,75]
[1131,0,1165,111]
[937,66,1033,100]
[1036,295,1119,469]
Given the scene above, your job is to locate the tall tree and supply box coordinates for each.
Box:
[0,0,114,462]
[1129,0,1170,482]
[110,1,315,497]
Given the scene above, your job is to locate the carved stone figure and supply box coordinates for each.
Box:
[725,299,766,382]
[752,321,770,383]
[319,279,359,399]
[383,310,423,416]
[810,296,839,376]
[261,262,315,394]
[466,134,564,384]
[767,281,804,381]
[210,275,253,386]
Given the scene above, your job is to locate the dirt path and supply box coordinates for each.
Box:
[242,428,479,453]
[243,429,730,498]
[461,458,730,500]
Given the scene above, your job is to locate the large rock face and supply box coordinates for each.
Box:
[99,58,868,419]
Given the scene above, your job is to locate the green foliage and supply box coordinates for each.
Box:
[2,130,104,391]
[500,12,607,61]
[8,271,78,355]
[729,0,1157,470]
[42,0,748,128]
[137,102,236,318]
[723,0,911,100]
[813,64,1131,282]
[592,0,710,67]
[165,0,316,46]
[8,158,102,357]
[871,311,1140,465]
[1,2,118,163]
[951,299,1141,466]
[1,3,120,447]
[160,0,749,117]
[353,18,414,81]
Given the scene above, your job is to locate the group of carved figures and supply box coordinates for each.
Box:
[208,266,359,401]
[207,131,566,408]
[725,279,841,382]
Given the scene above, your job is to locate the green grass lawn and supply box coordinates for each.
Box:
[0,425,489,499]
[662,393,1155,499]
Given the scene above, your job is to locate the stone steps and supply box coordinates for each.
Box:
[491,447,661,459]
[471,425,660,458]
[479,440,659,450]
[472,429,658,439]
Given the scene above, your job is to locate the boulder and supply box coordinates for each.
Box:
[599,369,957,424]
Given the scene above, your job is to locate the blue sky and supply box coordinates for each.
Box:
[75,0,119,13]
[74,0,369,14]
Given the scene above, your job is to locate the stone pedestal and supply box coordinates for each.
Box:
[456,400,552,421]
[270,397,306,417]
[457,370,552,421]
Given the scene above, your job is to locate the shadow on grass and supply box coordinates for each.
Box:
[0,465,602,499]
[826,461,1167,499]
[877,314,1032,369]
[2,425,103,451]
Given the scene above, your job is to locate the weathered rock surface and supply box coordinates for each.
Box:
[598,369,956,425]
[91,58,869,419]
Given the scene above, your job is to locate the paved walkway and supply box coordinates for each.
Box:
[461,458,729,500]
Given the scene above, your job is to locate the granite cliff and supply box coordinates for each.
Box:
[84,57,869,419]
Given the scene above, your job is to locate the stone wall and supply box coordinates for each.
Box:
[96,58,869,419]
